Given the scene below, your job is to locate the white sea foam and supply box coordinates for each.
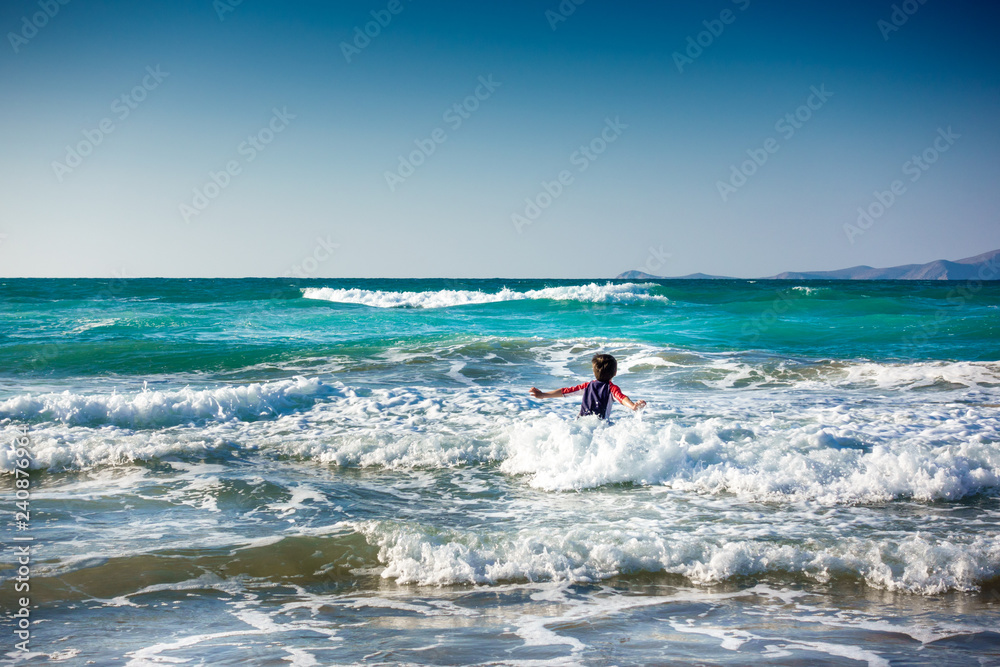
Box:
[301,282,668,309]
[498,406,1000,502]
[768,603,1000,644]
[837,360,1000,390]
[266,484,328,517]
[668,621,891,667]
[689,357,1000,392]
[70,317,121,333]
[121,578,338,667]
[4,372,999,508]
[0,377,337,428]
[360,511,1000,594]
[352,518,1000,594]
[791,286,827,295]
[72,570,998,665]
[0,383,518,471]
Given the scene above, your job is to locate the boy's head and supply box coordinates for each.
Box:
[591,354,617,382]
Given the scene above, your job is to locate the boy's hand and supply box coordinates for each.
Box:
[529,387,544,398]
[632,400,647,411]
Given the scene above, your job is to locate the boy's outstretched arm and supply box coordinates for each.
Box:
[610,384,646,411]
[529,387,563,399]
[620,396,647,411]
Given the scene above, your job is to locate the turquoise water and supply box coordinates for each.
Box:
[2,278,1000,665]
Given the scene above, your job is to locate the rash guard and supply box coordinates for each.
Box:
[561,380,628,419]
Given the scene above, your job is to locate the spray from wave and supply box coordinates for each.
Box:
[301,282,668,308]
[352,518,1000,593]
[0,377,337,428]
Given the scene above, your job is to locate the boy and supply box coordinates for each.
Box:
[529,353,646,419]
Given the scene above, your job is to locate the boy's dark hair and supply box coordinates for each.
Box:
[591,354,617,382]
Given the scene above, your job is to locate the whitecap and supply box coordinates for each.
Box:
[301,282,668,309]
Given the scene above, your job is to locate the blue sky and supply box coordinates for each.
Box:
[1,0,998,278]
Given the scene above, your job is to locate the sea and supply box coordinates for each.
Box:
[1,278,999,666]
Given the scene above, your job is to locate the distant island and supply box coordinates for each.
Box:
[617,249,1000,281]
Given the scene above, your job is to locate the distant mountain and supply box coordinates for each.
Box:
[767,249,1000,280]
[616,249,1000,281]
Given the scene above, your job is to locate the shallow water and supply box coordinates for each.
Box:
[2,278,999,665]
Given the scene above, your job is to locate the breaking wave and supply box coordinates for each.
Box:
[301,282,668,308]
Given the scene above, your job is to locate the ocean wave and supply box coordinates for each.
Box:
[70,318,122,333]
[0,384,515,472]
[837,360,1000,390]
[791,286,827,295]
[499,409,1000,502]
[18,496,1000,597]
[0,377,337,429]
[688,358,1000,391]
[301,282,668,309]
[354,519,1000,594]
[4,374,999,506]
